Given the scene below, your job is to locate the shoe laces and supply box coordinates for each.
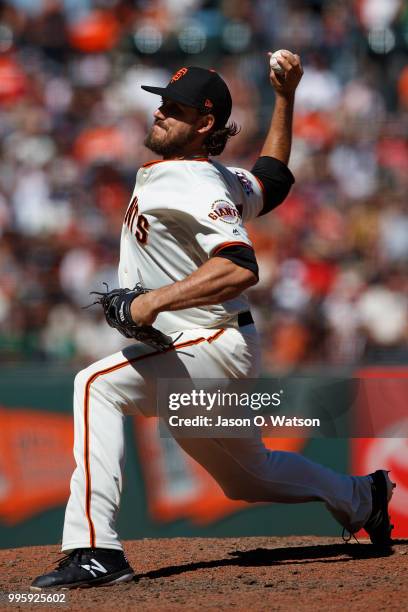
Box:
[342,528,360,544]
[47,549,86,572]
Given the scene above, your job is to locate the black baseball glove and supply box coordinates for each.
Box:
[89,283,174,352]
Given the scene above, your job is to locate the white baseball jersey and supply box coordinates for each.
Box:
[118,158,265,334]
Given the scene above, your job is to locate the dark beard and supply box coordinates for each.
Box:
[144,125,195,157]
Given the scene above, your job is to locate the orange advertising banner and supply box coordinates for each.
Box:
[0,407,74,525]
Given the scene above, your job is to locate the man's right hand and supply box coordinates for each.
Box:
[268,50,303,99]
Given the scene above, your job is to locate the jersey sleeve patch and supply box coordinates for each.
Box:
[208,199,241,224]
[225,166,264,221]
[234,170,254,195]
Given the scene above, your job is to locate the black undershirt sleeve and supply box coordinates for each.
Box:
[251,156,295,216]
[213,244,259,278]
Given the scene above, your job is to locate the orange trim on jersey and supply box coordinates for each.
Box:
[142,158,210,168]
[253,175,266,216]
[83,394,95,548]
[212,241,253,257]
[82,328,226,547]
[206,329,225,343]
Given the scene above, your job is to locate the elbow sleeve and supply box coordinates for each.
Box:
[251,156,295,215]
[213,244,259,278]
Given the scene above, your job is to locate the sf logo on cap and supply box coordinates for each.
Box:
[171,68,188,82]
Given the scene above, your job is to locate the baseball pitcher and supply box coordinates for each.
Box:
[31,52,395,590]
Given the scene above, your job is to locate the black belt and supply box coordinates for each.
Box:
[238,311,254,327]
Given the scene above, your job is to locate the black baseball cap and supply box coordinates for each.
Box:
[141,66,232,128]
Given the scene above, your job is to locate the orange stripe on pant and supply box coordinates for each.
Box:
[83,328,226,547]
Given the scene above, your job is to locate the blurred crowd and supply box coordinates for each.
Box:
[0,0,407,371]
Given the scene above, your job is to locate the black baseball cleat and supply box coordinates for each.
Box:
[30,548,135,590]
[363,470,396,548]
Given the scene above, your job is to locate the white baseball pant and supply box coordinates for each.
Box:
[62,325,373,551]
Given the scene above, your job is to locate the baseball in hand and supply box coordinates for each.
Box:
[269,50,290,73]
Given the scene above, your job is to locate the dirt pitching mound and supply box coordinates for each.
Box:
[0,537,407,611]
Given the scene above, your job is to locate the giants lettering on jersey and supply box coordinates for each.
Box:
[124,196,149,244]
[208,200,241,224]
